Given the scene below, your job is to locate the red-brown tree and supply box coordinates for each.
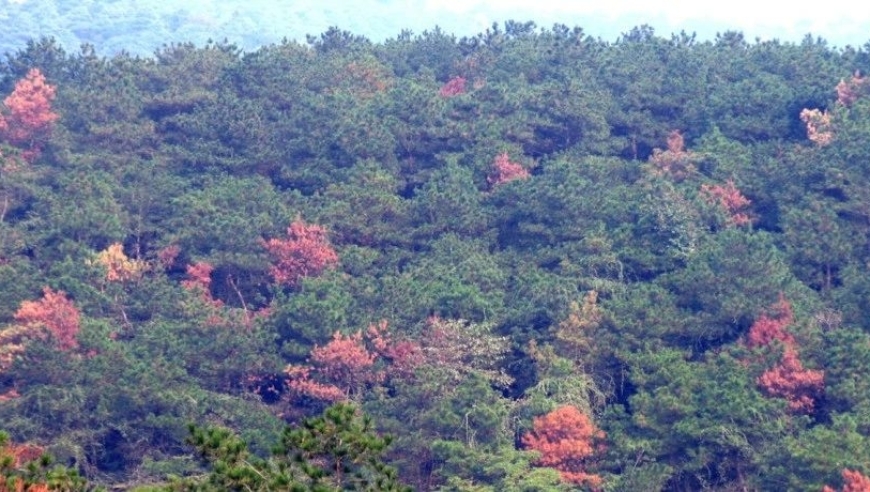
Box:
[0,435,47,492]
[700,180,752,227]
[0,68,59,161]
[487,152,530,188]
[439,76,466,97]
[13,287,80,351]
[836,72,870,106]
[757,347,825,413]
[823,468,870,492]
[744,295,825,413]
[263,219,339,287]
[649,130,697,180]
[522,405,605,489]
[181,261,218,299]
[285,328,386,402]
[745,294,795,349]
[180,260,266,329]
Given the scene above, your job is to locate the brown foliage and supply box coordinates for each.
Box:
[439,76,467,97]
[93,243,147,282]
[0,437,48,492]
[285,327,387,402]
[0,325,30,374]
[487,152,530,187]
[522,405,604,488]
[800,108,833,146]
[823,468,870,492]
[13,287,80,351]
[554,290,602,362]
[700,180,752,227]
[649,130,697,180]
[745,294,795,349]
[836,72,870,107]
[181,261,216,296]
[744,295,825,413]
[757,347,825,413]
[263,220,339,287]
[0,68,59,161]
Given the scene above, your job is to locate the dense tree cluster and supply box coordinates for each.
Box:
[1,21,870,491]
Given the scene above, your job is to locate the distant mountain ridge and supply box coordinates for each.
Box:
[2,0,866,58]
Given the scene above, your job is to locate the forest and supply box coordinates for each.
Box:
[1,20,870,491]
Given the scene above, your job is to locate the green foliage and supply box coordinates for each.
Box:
[0,430,96,491]
[168,403,409,491]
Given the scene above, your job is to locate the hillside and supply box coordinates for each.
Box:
[1,22,870,491]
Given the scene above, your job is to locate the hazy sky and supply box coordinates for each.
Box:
[419,0,869,46]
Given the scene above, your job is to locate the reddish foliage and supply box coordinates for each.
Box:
[666,130,685,153]
[700,180,752,226]
[310,330,382,387]
[285,365,347,402]
[181,260,267,329]
[341,61,392,98]
[836,72,870,106]
[745,295,825,413]
[746,294,795,350]
[157,244,181,269]
[285,320,427,403]
[4,443,44,468]
[488,152,530,187]
[757,347,825,413]
[181,261,219,300]
[522,405,605,488]
[366,320,423,375]
[13,287,80,351]
[0,438,48,492]
[263,220,339,287]
[439,76,467,97]
[0,69,59,161]
[182,261,213,290]
[286,329,385,402]
[823,468,870,492]
[649,130,696,180]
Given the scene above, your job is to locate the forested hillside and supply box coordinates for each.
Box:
[2,23,870,491]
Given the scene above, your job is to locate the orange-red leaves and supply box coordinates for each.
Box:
[522,405,604,488]
[13,287,80,351]
[757,347,825,413]
[181,261,215,294]
[285,328,386,402]
[439,76,466,97]
[488,152,530,187]
[823,468,870,492]
[836,72,870,107]
[700,180,752,227]
[263,220,339,287]
[0,436,48,492]
[746,294,795,349]
[745,295,824,413]
[310,330,381,386]
[0,68,59,160]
